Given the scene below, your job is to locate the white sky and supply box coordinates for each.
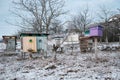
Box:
[0,0,120,39]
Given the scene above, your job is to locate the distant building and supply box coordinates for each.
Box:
[65,33,79,43]
[109,14,120,22]
[52,36,64,46]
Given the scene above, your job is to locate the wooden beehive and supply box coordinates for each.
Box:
[79,36,93,52]
[84,30,90,36]
[20,33,48,53]
[2,36,17,51]
[36,36,47,52]
[22,37,37,52]
[90,26,103,37]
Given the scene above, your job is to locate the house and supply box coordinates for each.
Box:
[64,28,80,45]
[63,29,80,51]
[51,34,65,45]
[65,32,79,44]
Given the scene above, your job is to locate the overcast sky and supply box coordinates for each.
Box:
[0,0,120,39]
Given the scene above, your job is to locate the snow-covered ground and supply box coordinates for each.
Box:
[0,50,120,80]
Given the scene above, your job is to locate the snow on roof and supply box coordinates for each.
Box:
[109,14,120,22]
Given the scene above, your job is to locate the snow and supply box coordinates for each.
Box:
[0,43,6,52]
[97,43,120,51]
[0,48,120,80]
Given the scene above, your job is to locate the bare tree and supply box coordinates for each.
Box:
[71,7,92,33]
[108,11,120,42]
[50,20,64,34]
[98,5,113,43]
[11,0,66,34]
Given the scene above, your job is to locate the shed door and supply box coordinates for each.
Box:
[22,37,37,52]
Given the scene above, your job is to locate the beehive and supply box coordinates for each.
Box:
[20,33,48,53]
[36,36,47,52]
[2,36,17,51]
[79,36,93,52]
[90,26,103,37]
[84,30,90,36]
[22,36,37,52]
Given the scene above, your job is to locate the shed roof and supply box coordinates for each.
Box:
[20,32,49,37]
[89,25,103,29]
[109,14,120,20]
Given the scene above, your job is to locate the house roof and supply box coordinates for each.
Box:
[109,14,120,22]
[110,14,120,19]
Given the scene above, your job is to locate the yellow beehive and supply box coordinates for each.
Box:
[22,36,37,52]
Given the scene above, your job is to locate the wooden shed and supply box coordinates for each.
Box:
[2,36,17,51]
[20,33,49,53]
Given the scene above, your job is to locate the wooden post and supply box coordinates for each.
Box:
[94,37,98,58]
[71,37,73,55]
[119,36,120,44]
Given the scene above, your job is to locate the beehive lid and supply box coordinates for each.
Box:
[90,25,103,30]
[20,32,49,37]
